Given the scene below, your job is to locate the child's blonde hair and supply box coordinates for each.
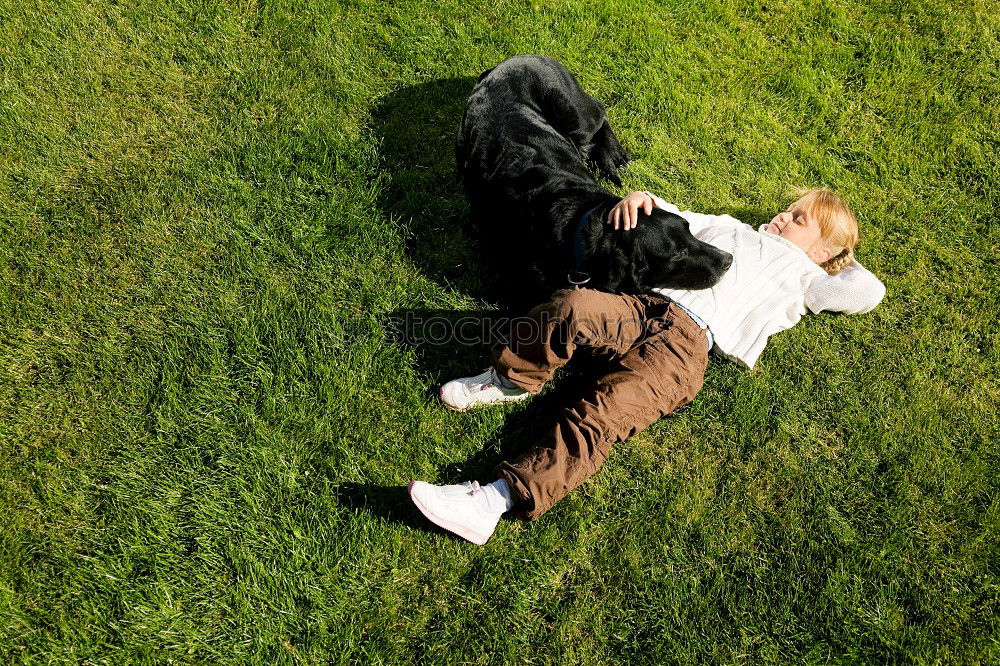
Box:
[789,186,859,275]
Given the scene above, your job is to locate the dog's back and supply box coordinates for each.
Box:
[456,55,627,208]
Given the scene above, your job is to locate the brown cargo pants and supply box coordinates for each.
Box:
[491,288,710,520]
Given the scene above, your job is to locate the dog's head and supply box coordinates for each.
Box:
[600,209,733,292]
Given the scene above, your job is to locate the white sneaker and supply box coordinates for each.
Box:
[408,480,502,545]
[439,367,530,412]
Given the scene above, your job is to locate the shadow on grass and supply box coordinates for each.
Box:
[380,304,615,387]
[335,481,526,543]
[371,76,491,300]
[381,306,511,382]
[334,365,596,539]
[433,365,609,481]
[333,482,427,525]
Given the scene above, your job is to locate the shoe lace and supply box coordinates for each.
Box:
[479,368,497,391]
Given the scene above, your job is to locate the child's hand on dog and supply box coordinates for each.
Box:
[608,191,654,231]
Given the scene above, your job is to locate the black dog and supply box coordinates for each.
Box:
[456,56,732,304]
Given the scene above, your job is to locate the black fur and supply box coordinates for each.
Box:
[456,56,732,302]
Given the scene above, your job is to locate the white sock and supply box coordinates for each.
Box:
[479,479,514,514]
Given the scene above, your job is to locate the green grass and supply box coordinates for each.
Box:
[0,0,997,662]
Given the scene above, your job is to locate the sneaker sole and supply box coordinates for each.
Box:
[407,481,491,545]
[438,385,530,413]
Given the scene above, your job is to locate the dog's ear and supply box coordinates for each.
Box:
[628,255,650,292]
[632,231,689,291]
[602,248,629,292]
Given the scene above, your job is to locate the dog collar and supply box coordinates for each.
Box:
[568,206,598,286]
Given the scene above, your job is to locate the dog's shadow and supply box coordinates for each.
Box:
[371,76,490,300]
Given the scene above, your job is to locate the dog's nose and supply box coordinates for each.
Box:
[720,252,733,271]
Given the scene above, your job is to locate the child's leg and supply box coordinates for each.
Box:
[439,288,659,412]
[496,303,709,520]
[413,292,702,543]
[492,287,662,393]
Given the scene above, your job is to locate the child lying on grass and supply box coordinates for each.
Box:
[408,187,886,544]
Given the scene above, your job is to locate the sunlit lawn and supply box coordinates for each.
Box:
[0,0,996,662]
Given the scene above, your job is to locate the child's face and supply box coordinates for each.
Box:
[766,205,833,264]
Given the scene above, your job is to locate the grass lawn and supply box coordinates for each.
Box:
[1,0,997,662]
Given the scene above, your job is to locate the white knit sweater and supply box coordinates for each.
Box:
[647,195,886,368]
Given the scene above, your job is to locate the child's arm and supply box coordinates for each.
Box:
[607,192,745,234]
[805,259,887,314]
[645,193,744,235]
